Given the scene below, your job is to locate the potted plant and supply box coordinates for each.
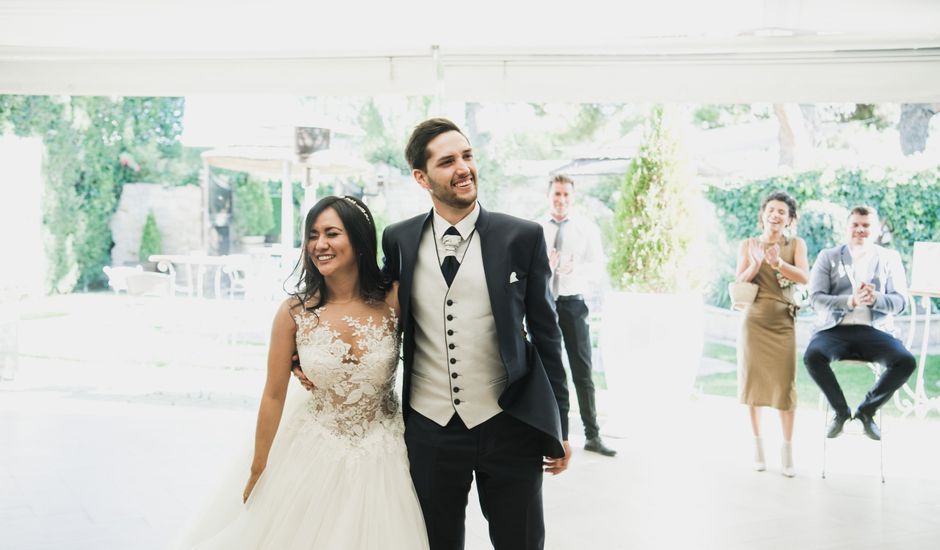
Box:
[233,177,274,246]
[602,105,710,432]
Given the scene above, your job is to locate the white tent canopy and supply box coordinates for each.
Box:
[2,0,939,102]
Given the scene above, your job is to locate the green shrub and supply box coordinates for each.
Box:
[607,105,707,293]
[0,95,190,291]
[138,210,162,262]
[233,177,275,237]
[796,200,849,262]
[705,167,940,307]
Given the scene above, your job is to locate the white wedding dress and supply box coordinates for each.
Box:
[180,304,429,550]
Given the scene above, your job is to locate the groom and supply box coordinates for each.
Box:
[384,118,570,550]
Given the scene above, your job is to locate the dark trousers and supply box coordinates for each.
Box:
[405,411,545,550]
[556,297,600,439]
[803,325,916,417]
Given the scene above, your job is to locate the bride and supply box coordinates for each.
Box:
[179,196,429,549]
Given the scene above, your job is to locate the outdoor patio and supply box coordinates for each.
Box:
[2,293,939,550]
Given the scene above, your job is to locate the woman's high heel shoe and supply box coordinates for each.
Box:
[781,442,795,478]
[753,437,766,472]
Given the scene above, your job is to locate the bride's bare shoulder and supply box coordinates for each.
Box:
[279,293,320,323]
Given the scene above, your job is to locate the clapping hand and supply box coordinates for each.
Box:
[747,239,765,266]
[852,282,876,308]
[764,243,781,269]
[548,248,560,271]
[556,254,574,275]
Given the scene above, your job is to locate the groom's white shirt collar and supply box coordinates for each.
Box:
[432,201,480,241]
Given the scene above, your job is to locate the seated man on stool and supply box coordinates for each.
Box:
[804,205,916,440]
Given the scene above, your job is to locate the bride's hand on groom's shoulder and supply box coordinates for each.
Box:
[543,441,572,475]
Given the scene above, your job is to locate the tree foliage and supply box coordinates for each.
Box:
[358,98,409,172]
[607,105,706,293]
[0,95,192,291]
[233,176,275,237]
[138,210,163,262]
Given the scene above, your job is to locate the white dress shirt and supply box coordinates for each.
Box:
[539,214,604,297]
[431,202,480,267]
[841,246,876,326]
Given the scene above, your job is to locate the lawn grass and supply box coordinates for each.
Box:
[697,342,940,419]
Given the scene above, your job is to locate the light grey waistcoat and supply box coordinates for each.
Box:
[409,225,506,428]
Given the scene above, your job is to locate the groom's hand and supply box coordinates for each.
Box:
[543,441,572,475]
[291,353,316,391]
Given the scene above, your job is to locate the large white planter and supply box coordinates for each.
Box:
[600,290,704,436]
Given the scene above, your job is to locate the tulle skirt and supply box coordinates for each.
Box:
[173,392,429,550]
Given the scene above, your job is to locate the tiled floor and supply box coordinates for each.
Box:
[4,375,939,549]
[2,294,939,549]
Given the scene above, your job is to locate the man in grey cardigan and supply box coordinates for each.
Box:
[803,206,916,440]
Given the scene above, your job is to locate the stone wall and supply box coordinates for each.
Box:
[110,183,203,266]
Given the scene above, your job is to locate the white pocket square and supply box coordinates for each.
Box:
[509,272,519,284]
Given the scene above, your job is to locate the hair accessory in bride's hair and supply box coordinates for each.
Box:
[342,196,371,224]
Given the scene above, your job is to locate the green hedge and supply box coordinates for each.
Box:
[233,176,275,237]
[0,95,192,292]
[705,167,940,308]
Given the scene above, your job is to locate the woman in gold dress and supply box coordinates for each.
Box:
[735,191,809,477]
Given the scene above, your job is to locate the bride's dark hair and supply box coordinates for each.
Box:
[289,195,389,312]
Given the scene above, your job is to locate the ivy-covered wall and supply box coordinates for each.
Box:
[0,96,197,292]
[705,167,940,307]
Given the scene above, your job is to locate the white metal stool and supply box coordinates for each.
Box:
[820,360,885,483]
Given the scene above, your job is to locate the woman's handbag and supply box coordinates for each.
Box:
[728,281,759,311]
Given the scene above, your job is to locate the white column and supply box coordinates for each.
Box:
[281,160,294,248]
[0,136,44,297]
[201,159,210,252]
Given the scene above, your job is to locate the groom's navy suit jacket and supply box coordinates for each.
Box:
[381,206,569,458]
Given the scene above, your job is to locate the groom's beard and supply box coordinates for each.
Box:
[426,172,477,210]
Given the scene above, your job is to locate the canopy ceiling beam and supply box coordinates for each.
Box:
[2,41,939,102]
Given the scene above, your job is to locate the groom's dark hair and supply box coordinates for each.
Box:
[405,118,468,172]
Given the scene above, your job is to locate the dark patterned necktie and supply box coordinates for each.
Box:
[441,226,461,287]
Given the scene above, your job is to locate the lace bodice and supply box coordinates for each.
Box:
[290,304,402,442]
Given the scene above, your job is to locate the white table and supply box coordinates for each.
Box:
[149,254,250,299]
[894,287,940,418]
